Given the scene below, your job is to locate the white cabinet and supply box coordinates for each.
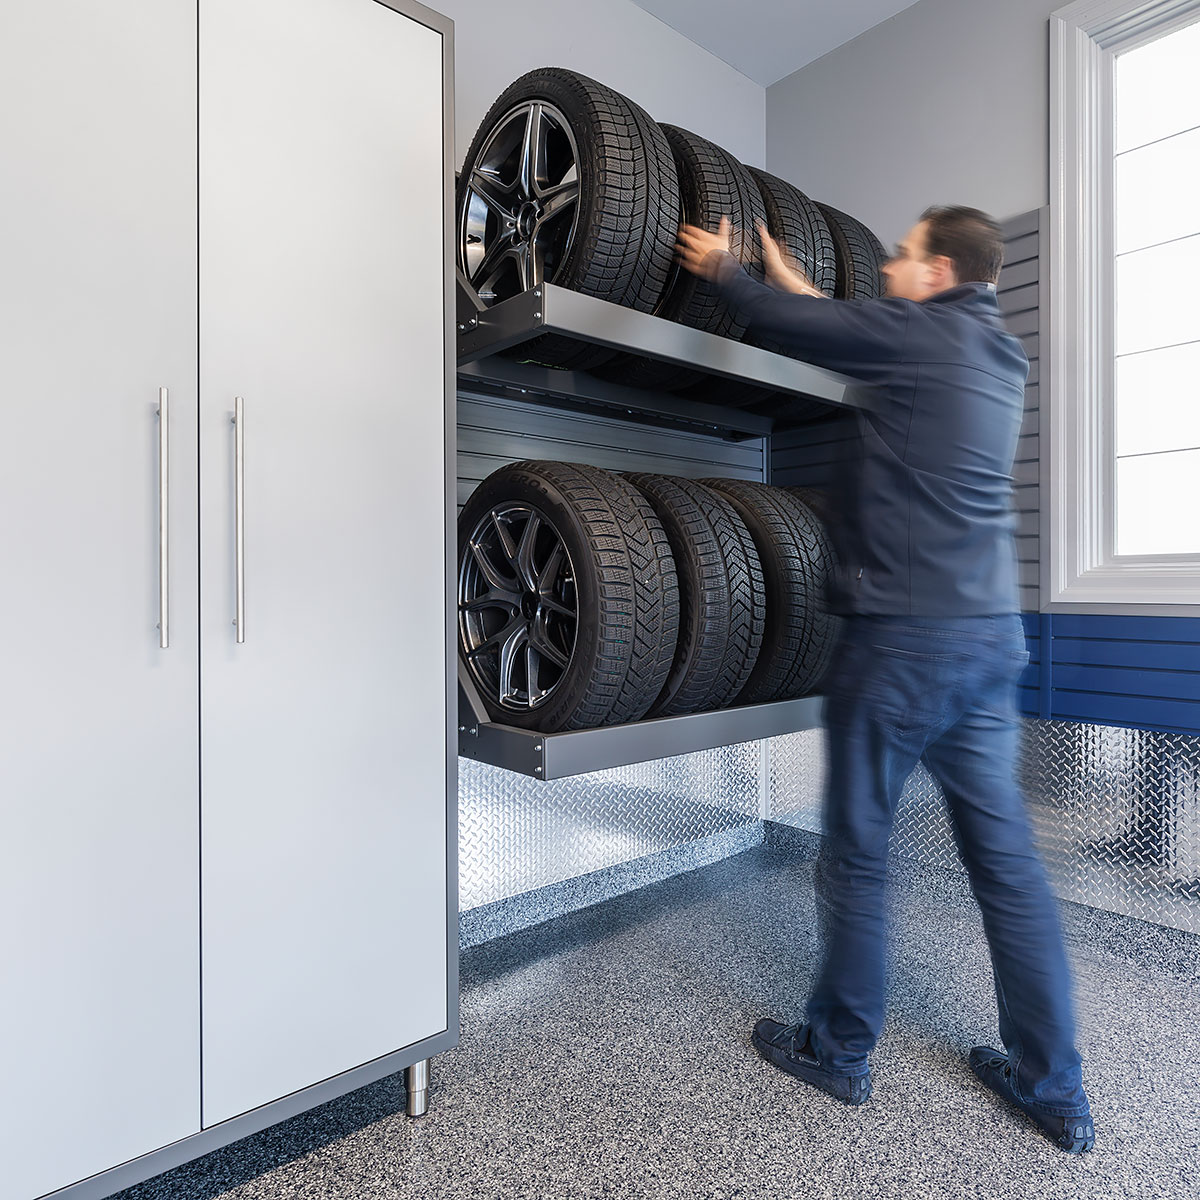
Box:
[0,1,454,1196]
[198,0,448,1125]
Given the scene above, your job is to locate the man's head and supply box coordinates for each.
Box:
[882,206,1004,301]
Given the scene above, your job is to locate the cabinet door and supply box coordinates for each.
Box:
[199,0,448,1125]
[0,4,201,1198]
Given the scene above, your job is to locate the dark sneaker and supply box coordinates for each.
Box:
[751,1018,872,1106]
[969,1047,1095,1154]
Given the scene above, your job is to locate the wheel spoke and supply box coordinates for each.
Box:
[539,594,575,618]
[469,169,515,221]
[519,103,546,200]
[515,512,542,590]
[491,509,519,566]
[530,617,569,669]
[529,240,547,290]
[461,587,521,614]
[497,622,529,702]
[466,612,523,659]
[469,538,517,593]
[537,542,564,592]
[471,234,516,293]
[517,241,546,292]
[538,176,579,223]
[526,643,540,703]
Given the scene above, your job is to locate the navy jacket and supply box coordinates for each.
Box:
[714,256,1028,616]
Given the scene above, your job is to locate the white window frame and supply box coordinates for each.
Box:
[1049,0,1200,611]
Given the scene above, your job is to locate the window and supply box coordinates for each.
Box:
[1050,0,1200,608]
[1113,20,1200,556]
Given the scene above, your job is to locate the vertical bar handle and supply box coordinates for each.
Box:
[233,396,245,643]
[158,387,169,649]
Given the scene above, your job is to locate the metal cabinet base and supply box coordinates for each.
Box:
[42,1034,454,1200]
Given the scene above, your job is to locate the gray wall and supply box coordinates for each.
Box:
[765,0,1054,248]
[440,0,766,169]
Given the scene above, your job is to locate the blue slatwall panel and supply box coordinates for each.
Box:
[1018,612,1200,734]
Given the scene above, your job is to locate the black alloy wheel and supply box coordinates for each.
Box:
[457,460,679,732]
[459,98,582,305]
[457,68,680,372]
[459,501,580,715]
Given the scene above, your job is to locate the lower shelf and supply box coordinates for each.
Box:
[457,688,823,779]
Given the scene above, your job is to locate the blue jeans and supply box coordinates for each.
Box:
[805,613,1088,1115]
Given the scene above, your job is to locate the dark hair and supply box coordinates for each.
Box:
[919,205,1004,284]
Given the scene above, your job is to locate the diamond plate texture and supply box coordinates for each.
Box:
[459,742,761,910]
[769,719,1200,934]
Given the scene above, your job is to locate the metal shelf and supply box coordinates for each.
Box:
[456,275,858,438]
[458,663,822,780]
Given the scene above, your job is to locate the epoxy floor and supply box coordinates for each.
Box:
[118,842,1200,1200]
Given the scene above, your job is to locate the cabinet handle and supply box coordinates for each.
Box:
[233,396,245,644]
[158,387,169,650]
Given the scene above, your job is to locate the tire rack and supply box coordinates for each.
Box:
[456,272,859,780]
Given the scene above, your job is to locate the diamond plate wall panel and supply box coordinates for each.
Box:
[459,742,761,911]
[768,720,1200,934]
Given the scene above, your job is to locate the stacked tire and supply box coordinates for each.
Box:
[458,461,839,733]
[456,66,889,402]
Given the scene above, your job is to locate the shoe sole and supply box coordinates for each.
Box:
[751,1030,872,1106]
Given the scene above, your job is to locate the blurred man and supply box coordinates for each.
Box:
[676,208,1094,1153]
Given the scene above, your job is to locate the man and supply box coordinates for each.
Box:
[676,208,1095,1153]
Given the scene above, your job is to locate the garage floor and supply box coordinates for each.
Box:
[116,843,1200,1200]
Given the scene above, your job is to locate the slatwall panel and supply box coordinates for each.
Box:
[1022,613,1200,736]
[997,208,1044,613]
[457,389,765,511]
[769,411,857,489]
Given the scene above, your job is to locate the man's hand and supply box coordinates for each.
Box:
[757,221,827,298]
[676,216,733,280]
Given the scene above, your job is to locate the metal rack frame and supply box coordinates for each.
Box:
[456,273,859,435]
[458,663,823,780]
[455,276,846,780]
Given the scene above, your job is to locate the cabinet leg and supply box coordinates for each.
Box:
[405,1058,430,1117]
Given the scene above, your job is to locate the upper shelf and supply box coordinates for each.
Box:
[455,276,858,439]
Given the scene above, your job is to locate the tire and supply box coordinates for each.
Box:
[682,168,837,413]
[747,168,837,298]
[458,460,678,732]
[816,203,889,301]
[786,486,835,529]
[456,68,680,371]
[622,473,765,716]
[595,124,766,393]
[698,480,839,704]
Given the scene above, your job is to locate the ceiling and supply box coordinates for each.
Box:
[627,0,924,86]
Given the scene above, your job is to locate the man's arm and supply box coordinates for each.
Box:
[713,255,908,368]
[676,221,909,372]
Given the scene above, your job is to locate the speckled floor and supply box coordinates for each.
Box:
[116,842,1200,1200]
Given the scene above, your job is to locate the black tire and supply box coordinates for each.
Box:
[457,461,678,733]
[816,203,889,301]
[698,480,839,704]
[622,473,765,716]
[786,486,835,529]
[682,169,838,413]
[595,124,766,393]
[456,68,680,371]
[747,168,837,298]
